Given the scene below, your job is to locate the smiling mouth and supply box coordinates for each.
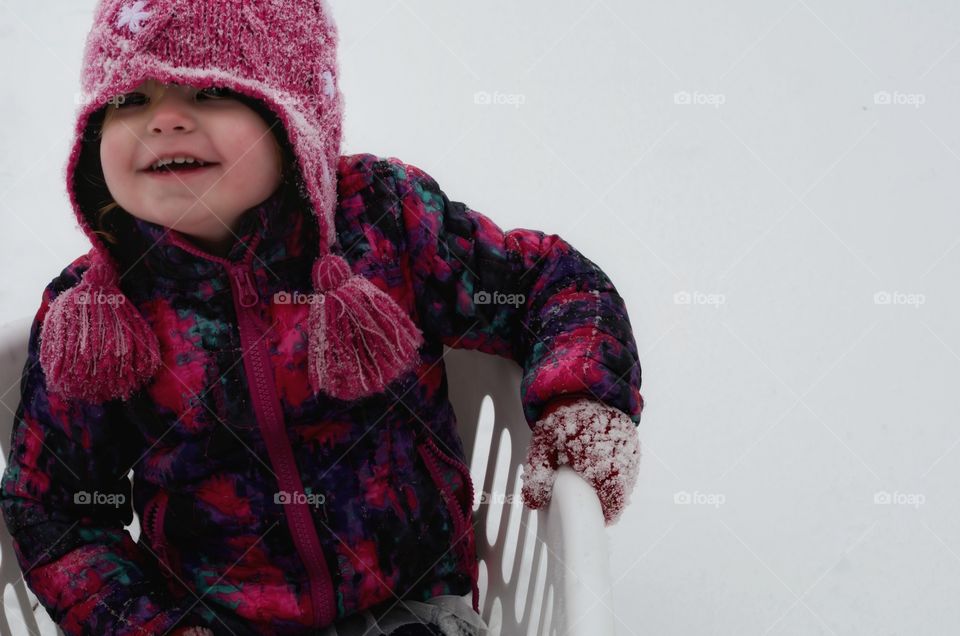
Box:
[143,162,220,176]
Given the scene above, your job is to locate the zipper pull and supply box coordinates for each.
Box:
[231,267,259,307]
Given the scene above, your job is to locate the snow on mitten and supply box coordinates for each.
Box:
[520,395,642,526]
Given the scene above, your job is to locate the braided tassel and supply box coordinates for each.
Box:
[38,256,160,403]
[307,253,424,401]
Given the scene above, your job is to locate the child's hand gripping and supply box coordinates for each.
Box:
[520,396,642,526]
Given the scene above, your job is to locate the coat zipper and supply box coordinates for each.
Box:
[228,262,333,628]
[168,231,334,629]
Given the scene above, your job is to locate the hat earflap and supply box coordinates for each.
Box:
[39,252,161,403]
[307,252,424,401]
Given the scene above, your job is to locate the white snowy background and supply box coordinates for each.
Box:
[2,1,960,635]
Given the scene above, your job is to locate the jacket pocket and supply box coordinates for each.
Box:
[415,436,477,579]
[143,491,179,584]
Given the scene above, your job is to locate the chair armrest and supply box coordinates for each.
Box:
[545,465,617,636]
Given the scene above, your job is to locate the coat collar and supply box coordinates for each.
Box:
[116,184,317,287]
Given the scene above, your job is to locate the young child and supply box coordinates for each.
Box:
[0,1,645,635]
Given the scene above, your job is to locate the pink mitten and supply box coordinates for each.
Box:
[520,395,642,526]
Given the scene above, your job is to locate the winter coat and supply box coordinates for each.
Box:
[0,153,644,635]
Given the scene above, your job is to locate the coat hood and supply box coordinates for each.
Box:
[40,0,425,405]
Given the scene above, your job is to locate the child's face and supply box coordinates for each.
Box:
[99,78,283,256]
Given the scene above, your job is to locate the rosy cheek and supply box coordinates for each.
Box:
[99,131,125,174]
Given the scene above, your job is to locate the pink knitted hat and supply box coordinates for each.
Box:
[40,0,424,404]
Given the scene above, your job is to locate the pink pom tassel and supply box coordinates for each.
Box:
[38,258,161,403]
[307,253,425,401]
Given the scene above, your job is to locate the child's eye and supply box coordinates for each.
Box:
[196,86,235,100]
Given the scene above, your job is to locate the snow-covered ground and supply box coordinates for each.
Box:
[3,1,960,634]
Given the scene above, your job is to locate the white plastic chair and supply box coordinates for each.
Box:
[444,345,617,636]
[0,316,616,635]
[0,316,63,636]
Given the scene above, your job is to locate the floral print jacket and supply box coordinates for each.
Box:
[0,153,644,635]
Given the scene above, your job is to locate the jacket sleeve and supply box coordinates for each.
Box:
[380,157,645,428]
[0,265,212,636]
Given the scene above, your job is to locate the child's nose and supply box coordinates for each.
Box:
[146,95,197,135]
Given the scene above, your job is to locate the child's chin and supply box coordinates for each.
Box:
[129,204,204,230]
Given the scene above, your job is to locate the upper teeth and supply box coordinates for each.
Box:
[151,157,206,170]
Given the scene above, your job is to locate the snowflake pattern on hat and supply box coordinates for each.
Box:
[116,0,153,33]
